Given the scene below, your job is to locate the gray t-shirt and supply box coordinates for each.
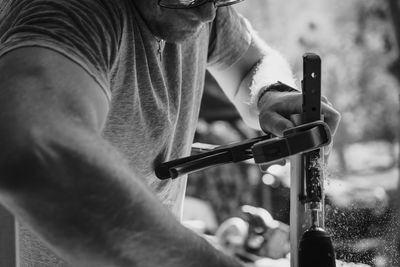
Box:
[0,0,251,266]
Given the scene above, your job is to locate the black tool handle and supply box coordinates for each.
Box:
[169,151,232,179]
[155,134,270,180]
[155,152,217,180]
[299,227,336,267]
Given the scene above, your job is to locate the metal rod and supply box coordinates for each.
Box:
[290,53,324,267]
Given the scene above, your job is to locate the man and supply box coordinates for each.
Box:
[0,0,340,266]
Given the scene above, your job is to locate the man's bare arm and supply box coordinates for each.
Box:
[209,34,340,137]
[0,47,242,267]
[208,33,265,130]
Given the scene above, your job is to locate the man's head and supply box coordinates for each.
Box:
[133,0,243,43]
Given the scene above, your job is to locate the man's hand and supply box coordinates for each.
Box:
[257,90,341,157]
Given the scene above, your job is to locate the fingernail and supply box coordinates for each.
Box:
[324,144,332,155]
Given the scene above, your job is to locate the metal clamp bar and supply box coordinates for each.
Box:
[155,134,271,180]
[252,121,331,164]
[169,151,231,179]
[156,121,331,180]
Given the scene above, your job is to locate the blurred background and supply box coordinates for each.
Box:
[183,1,400,266]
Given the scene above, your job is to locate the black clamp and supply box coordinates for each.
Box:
[252,121,331,164]
[155,134,272,180]
[155,121,331,180]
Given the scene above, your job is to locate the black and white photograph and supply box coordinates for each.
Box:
[0,0,398,266]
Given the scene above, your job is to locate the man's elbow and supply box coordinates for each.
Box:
[0,123,54,193]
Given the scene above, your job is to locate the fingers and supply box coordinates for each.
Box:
[324,142,333,160]
[321,95,333,107]
[321,102,341,137]
[259,111,295,136]
[321,101,340,161]
[258,91,341,140]
[258,91,303,116]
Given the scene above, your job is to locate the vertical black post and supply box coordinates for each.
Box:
[298,54,336,267]
[302,53,324,210]
[290,53,323,267]
[302,53,322,122]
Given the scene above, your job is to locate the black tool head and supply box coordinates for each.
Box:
[299,227,336,267]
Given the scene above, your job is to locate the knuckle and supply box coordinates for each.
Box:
[259,110,274,121]
[259,112,274,131]
[332,109,341,122]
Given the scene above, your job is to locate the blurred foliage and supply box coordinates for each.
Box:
[187,1,400,265]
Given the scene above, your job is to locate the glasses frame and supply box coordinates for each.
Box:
[158,0,244,9]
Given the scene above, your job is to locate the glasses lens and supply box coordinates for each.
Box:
[158,0,244,9]
[158,0,208,8]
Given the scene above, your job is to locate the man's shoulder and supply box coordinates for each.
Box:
[1,0,127,19]
[0,0,127,43]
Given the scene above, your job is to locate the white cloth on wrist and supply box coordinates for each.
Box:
[239,53,297,107]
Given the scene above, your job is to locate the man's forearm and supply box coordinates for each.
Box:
[209,29,296,132]
[0,120,242,267]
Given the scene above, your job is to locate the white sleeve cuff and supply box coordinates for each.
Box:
[240,53,297,106]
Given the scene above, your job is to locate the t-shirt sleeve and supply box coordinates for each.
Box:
[207,7,252,71]
[0,0,123,101]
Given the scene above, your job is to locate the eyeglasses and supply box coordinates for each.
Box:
[158,0,244,9]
